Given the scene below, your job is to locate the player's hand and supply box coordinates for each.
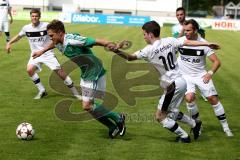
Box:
[105,40,131,53]
[106,42,118,52]
[208,43,220,50]
[5,43,11,54]
[202,73,212,84]
[116,40,132,50]
[10,18,13,24]
[32,51,43,59]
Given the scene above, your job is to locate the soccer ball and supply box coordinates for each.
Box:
[16,122,35,140]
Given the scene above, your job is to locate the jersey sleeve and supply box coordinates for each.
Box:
[200,37,215,56]
[205,47,215,56]
[67,35,96,47]
[83,37,96,47]
[172,37,184,48]
[134,45,151,60]
[18,26,26,37]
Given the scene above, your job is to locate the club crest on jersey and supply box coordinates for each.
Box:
[154,49,159,54]
[197,51,201,56]
[40,32,44,36]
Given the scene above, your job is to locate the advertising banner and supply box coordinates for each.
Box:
[212,20,240,31]
[71,13,150,26]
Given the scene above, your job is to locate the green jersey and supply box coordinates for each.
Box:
[55,33,106,81]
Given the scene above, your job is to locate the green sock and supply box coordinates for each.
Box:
[90,106,116,130]
[94,103,121,124]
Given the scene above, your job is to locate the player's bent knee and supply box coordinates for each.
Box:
[27,68,35,76]
[185,93,195,103]
[55,69,67,80]
[156,110,166,122]
[207,95,219,105]
[27,65,37,76]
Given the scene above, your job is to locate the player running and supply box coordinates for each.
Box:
[0,0,13,42]
[109,21,219,142]
[32,19,126,139]
[177,19,233,137]
[5,9,80,100]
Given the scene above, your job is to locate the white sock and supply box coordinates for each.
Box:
[30,73,45,92]
[212,102,230,130]
[186,101,200,120]
[64,76,79,96]
[177,112,196,128]
[161,117,188,138]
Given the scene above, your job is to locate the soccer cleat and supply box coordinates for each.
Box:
[175,136,191,143]
[74,95,82,100]
[224,129,234,137]
[117,113,126,136]
[109,127,120,139]
[34,91,47,99]
[192,120,202,140]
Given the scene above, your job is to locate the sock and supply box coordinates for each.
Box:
[161,117,188,138]
[63,76,79,96]
[5,32,10,42]
[90,105,116,130]
[94,104,121,124]
[212,102,230,130]
[30,73,45,92]
[177,112,196,128]
[186,102,200,121]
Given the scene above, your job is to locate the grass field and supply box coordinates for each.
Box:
[0,20,239,160]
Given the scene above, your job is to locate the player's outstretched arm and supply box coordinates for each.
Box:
[6,35,22,53]
[108,47,137,61]
[95,39,112,47]
[32,42,55,59]
[183,40,220,50]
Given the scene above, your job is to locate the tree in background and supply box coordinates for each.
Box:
[182,0,240,16]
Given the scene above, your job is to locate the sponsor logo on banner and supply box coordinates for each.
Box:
[72,14,101,23]
[71,13,150,26]
[212,20,240,31]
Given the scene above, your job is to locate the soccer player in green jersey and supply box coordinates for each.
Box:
[32,19,126,139]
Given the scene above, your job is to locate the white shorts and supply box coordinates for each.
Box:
[28,54,61,72]
[0,21,9,32]
[80,76,106,102]
[182,74,218,97]
[157,77,187,120]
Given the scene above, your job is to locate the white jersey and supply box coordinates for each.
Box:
[134,38,184,89]
[19,22,54,57]
[0,0,10,22]
[177,36,214,76]
[172,23,183,38]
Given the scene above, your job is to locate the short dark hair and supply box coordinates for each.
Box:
[183,19,199,31]
[176,7,185,14]
[30,8,41,17]
[47,19,65,33]
[142,21,160,37]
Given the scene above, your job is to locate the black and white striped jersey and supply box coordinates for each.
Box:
[18,22,54,57]
[177,36,214,76]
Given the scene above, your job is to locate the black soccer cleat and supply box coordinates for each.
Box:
[117,113,126,137]
[175,136,191,143]
[109,127,120,139]
[192,120,202,140]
